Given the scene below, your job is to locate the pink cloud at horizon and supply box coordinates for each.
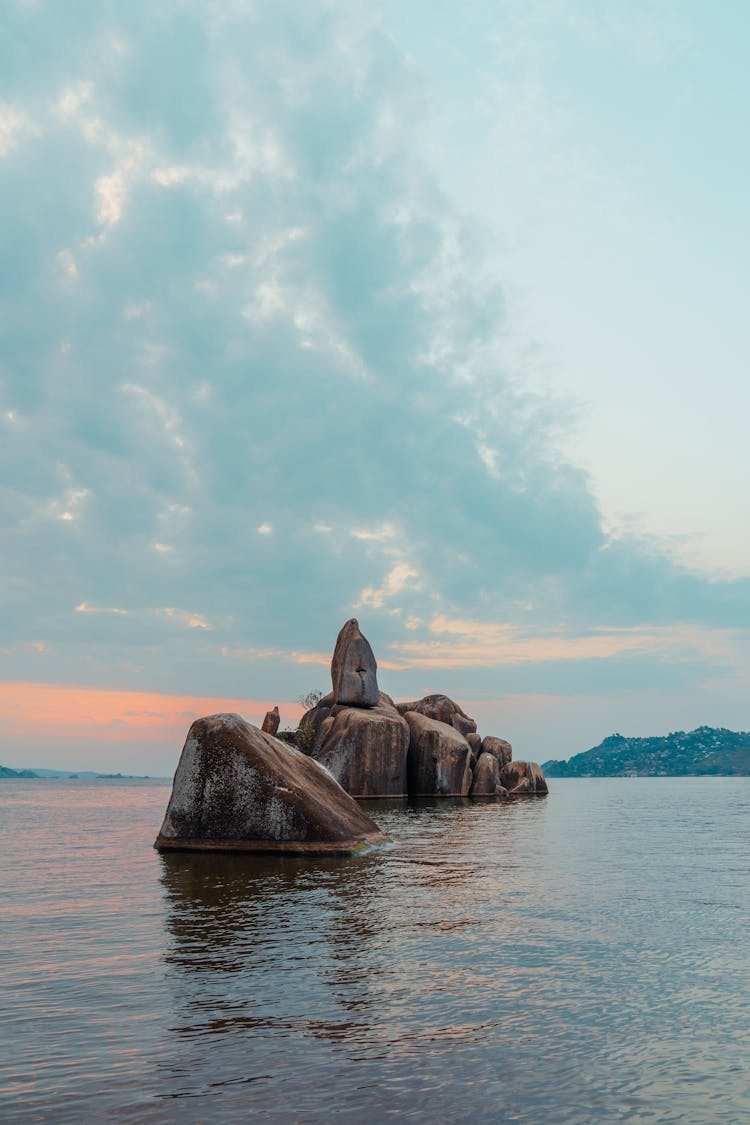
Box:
[0,682,306,747]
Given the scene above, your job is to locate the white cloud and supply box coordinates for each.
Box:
[387,617,746,671]
[119,383,190,456]
[356,563,422,609]
[159,608,212,630]
[0,101,36,156]
[95,169,127,226]
[123,301,152,320]
[244,281,285,323]
[56,250,78,278]
[1,0,748,732]
[75,603,211,631]
[49,486,90,525]
[350,522,398,543]
[221,646,329,666]
[151,164,191,187]
[53,82,94,122]
[76,603,129,616]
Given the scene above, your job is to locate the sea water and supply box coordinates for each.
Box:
[1,777,749,1122]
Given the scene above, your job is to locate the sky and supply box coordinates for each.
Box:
[2,0,749,775]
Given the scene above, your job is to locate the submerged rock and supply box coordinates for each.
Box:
[331,618,379,707]
[155,713,387,855]
[404,711,472,796]
[396,694,477,736]
[500,759,548,796]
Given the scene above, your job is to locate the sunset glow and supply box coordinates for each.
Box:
[0,683,303,746]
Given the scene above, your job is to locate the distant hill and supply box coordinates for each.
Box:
[0,766,159,780]
[543,726,750,778]
[0,765,38,778]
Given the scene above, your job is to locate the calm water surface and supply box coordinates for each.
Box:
[1,777,749,1122]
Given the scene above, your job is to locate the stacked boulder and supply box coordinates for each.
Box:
[299,620,410,797]
[299,619,547,800]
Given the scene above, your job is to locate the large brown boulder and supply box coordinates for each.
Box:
[404,711,472,796]
[312,696,410,797]
[331,618,379,707]
[396,694,477,736]
[154,713,387,855]
[500,759,548,796]
[298,690,396,741]
[482,736,512,768]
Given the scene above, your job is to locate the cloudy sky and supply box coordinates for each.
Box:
[2,0,749,774]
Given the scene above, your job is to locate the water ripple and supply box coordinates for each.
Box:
[1,778,749,1122]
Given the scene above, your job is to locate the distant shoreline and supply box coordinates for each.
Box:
[0,767,168,781]
[544,725,750,778]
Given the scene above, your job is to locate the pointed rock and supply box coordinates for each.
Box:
[331,618,379,707]
[261,706,280,735]
[155,714,386,854]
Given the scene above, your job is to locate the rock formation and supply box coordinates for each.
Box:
[155,713,386,855]
[291,620,547,801]
[154,622,548,860]
[396,694,477,736]
[331,618,379,706]
[261,706,280,735]
[404,712,473,797]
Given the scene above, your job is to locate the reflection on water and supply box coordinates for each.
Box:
[2,781,750,1122]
